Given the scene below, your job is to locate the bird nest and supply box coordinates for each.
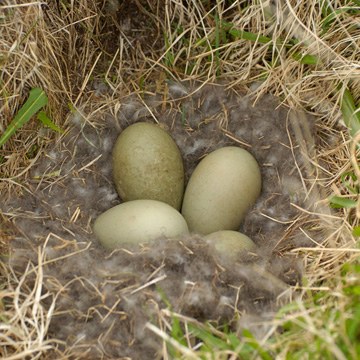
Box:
[0,1,357,359]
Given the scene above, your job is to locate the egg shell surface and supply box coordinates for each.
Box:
[204,230,256,260]
[181,146,261,234]
[93,200,189,249]
[112,122,184,210]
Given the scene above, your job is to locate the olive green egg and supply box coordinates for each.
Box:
[93,200,189,249]
[112,122,184,210]
[204,230,256,260]
[181,146,262,234]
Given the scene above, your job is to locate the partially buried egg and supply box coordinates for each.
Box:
[93,200,189,249]
[204,230,256,260]
[112,122,184,210]
[181,146,262,234]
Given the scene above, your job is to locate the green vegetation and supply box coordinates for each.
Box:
[0,88,47,147]
[0,88,62,148]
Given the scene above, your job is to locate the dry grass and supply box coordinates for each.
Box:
[1,0,360,358]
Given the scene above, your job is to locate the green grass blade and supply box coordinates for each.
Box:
[227,332,241,348]
[17,19,38,50]
[292,53,321,65]
[340,87,360,138]
[0,88,48,147]
[329,196,357,208]
[0,8,16,23]
[215,13,220,77]
[320,0,332,18]
[242,329,273,360]
[67,102,77,114]
[189,324,229,351]
[229,28,294,48]
[163,31,175,67]
[341,172,359,194]
[229,29,273,44]
[37,111,64,133]
[181,103,186,126]
[353,226,360,236]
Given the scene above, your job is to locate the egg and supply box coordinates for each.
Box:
[112,122,184,210]
[181,146,261,234]
[204,230,256,260]
[93,200,189,249]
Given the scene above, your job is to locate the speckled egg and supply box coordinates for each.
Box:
[93,200,189,249]
[181,146,261,234]
[204,230,256,260]
[112,122,184,210]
